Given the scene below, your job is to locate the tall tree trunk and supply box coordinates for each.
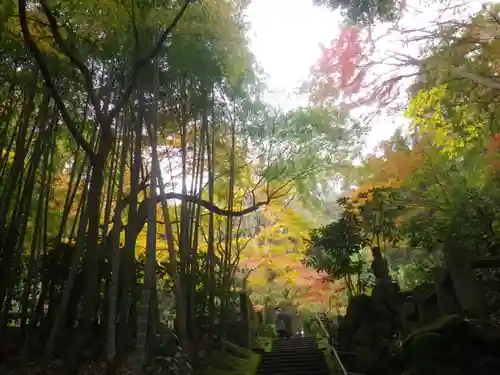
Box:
[206,93,216,343]
[45,155,94,359]
[0,75,37,309]
[118,102,143,349]
[106,115,129,366]
[21,102,53,339]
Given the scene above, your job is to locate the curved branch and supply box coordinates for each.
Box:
[39,0,102,120]
[18,0,97,162]
[129,186,293,239]
[157,192,273,217]
[452,67,500,90]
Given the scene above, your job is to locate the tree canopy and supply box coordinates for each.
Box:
[0,0,367,373]
[5,0,500,373]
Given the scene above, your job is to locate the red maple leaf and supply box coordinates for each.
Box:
[316,27,364,93]
[486,134,500,154]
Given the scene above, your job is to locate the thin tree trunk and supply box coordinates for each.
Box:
[206,93,216,343]
[106,115,129,366]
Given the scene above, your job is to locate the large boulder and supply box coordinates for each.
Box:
[402,315,500,375]
[336,294,404,375]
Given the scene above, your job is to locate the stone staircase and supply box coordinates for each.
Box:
[256,336,331,375]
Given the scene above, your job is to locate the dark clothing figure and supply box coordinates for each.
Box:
[275,309,289,338]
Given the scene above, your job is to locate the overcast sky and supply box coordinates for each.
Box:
[244,0,482,154]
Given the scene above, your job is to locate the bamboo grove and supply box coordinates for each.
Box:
[0,0,365,371]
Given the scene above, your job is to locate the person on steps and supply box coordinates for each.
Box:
[275,308,288,338]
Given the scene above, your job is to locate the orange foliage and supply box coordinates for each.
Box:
[486,134,500,153]
[305,277,346,305]
[352,142,425,205]
[486,134,500,170]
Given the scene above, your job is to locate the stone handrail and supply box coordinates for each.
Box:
[316,315,364,375]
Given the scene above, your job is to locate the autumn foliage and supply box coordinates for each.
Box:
[486,134,500,170]
[310,23,404,109]
[311,27,367,103]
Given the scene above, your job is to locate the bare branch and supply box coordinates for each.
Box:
[452,66,500,90]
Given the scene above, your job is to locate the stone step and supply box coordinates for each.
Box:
[259,361,325,372]
[270,349,320,354]
[260,354,326,362]
[257,337,329,375]
[273,342,318,346]
[273,340,316,345]
[267,347,323,354]
[260,353,325,361]
[272,345,318,352]
[259,362,328,371]
[272,341,318,346]
[271,348,318,352]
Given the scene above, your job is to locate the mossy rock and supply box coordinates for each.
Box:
[403,315,462,350]
[351,345,379,373]
[409,332,446,362]
[403,316,500,374]
[206,341,261,375]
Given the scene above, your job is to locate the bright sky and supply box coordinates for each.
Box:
[245,0,338,109]
[245,0,482,154]
[245,0,398,153]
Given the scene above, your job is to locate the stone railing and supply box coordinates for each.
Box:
[316,314,364,375]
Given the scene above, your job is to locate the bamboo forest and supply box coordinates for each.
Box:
[3,0,500,374]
